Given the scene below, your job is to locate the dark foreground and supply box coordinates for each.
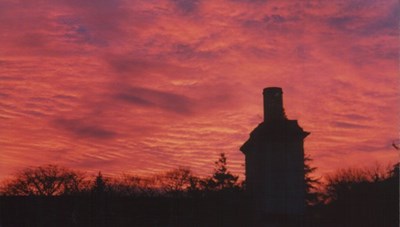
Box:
[1,194,398,227]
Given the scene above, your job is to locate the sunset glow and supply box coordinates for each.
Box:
[0,0,398,180]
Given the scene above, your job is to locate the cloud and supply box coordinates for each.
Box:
[361,3,399,36]
[173,43,221,60]
[53,118,117,139]
[69,156,119,169]
[334,114,370,121]
[263,14,287,23]
[230,0,268,4]
[324,0,399,36]
[114,86,194,115]
[0,0,398,181]
[331,121,369,129]
[171,0,201,13]
[0,75,24,81]
[327,16,357,31]
[107,57,165,75]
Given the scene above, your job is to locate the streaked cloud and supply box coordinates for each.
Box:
[0,0,398,180]
[53,118,117,139]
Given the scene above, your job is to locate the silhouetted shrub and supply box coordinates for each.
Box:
[322,163,399,227]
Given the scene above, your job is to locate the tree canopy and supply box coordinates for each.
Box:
[0,165,87,196]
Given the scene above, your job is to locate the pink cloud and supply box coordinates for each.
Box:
[0,0,398,180]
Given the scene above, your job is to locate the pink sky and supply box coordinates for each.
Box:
[0,0,398,180]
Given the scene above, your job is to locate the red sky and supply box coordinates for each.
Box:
[0,0,399,181]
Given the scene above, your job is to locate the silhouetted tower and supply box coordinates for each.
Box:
[240,87,309,217]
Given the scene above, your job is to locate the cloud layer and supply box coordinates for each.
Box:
[0,0,398,180]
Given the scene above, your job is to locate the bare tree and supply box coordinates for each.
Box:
[107,173,160,197]
[0,165,87,196]
[324,164,392,202]
[158,167,195,196]
[322,164,399,227]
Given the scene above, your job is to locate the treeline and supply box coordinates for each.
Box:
[0,153,242,197]
[0,153,398,227]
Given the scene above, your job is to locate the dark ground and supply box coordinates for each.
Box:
[1,194,398,227]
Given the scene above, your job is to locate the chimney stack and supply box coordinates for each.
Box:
[263,87,285,121]
[241,87,308,218]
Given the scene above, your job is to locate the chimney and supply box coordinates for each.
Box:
[263,87,285,122]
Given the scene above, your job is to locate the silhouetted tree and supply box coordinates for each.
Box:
[0,165,87,196]
[204,153,240,191]
[389,162,399,178]
[92,172,107,195]
[186,175,203,196]
[158,167,194,196]
[107,174,159,197]
[323,164,398,227]
[304,155,322,205]
[325,165,389,202]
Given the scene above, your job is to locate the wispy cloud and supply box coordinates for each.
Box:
[0,0,398,179]
[53,118,117,139]
[114,86,193,114]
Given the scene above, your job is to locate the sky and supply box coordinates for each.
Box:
[0,0,399,181]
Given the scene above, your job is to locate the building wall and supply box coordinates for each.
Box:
[246,139,305,215]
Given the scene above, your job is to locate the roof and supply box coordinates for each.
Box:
[240,119,309,154]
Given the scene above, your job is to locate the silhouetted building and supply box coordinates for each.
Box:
[241,87,309,217]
